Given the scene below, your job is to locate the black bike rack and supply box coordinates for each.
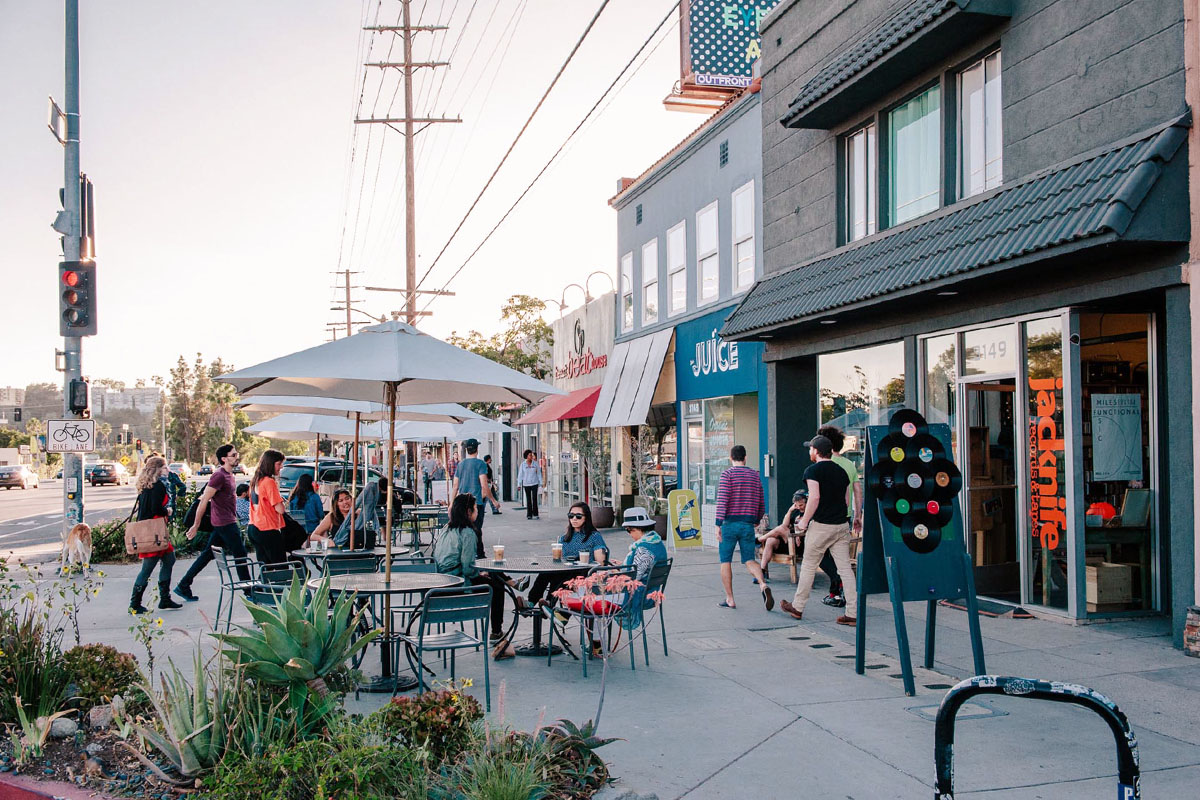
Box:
[933,675,1140,799]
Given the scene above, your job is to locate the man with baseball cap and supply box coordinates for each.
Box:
[452,438,495,558]
[779,434,857,625]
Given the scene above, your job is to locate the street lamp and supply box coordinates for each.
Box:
[584,271,614,299]
[561,283,587,310]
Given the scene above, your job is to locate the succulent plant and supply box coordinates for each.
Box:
[215,575,377,697]
[134,645,224,779]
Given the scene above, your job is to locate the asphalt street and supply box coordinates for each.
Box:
[0,480,137,561]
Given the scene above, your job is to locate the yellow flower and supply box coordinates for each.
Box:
[96,570,105,578]
[461,678,473,688]
[155,618,164,628]
[91,588,101,597]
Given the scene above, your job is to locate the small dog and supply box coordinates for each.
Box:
[63,522,93,571]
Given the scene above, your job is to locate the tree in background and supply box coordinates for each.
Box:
[448,294,553,416]
[166,354,237,464]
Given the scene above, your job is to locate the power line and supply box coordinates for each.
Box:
[419,2,680,312]
[414,0,614,291]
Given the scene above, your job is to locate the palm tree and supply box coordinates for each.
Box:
[97,421,112,451]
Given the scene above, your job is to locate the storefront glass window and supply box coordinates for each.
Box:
[964,323,1017,376]
[685,417,703,500]
[818,342,905,469]
[1025,317,1067,609]
[702,397,733,503]
[923,333,958,461]
[1079,313,1153,612]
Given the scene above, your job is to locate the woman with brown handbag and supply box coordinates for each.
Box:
[130,456,183,614]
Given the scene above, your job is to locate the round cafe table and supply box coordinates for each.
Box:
[308,571,463,691]
[474,557,592,657]
[289,546,411,576]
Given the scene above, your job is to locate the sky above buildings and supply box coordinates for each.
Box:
[0,0,700,388]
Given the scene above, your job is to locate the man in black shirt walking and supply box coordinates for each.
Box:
[780,434,857,625]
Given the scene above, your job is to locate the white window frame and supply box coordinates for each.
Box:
[731,181,755,292]
[696,201,719,306]
[845,124,877,242]
[620,252,633,331]
[958,50,1003,199]
[667,220,687,315]
[641,238,658,325]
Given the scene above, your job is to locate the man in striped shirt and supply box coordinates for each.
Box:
[716,445,773,611]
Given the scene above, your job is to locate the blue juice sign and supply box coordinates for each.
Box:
[675,307,763,401]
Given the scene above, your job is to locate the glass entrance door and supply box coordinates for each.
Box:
[962,379,1020,602]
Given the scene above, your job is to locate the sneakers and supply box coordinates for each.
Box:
[173,585,199,602]
[159,596,183,610]
[129,603,149,615]
[779,600,803,620]
[821,593,846,608]
[514,576,531,592]
[836,616,857,627]
[762,586,775,612]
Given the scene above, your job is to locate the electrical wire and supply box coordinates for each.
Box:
[418,1,680,312]
[414,0,615,290]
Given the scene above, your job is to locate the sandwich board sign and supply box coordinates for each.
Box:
[667,488,703,548]
[855,409,985,695]
[46,419,95,453]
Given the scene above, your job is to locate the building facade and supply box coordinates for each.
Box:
[0,387,26,406]
[723,0,1194,641]
[591,90,768,540]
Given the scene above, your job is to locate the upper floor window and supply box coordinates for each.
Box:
[641,239,659,324]
[959,51,1002,198]
[697,201,719,305]
[845,125,877,242]
[732,181,756,292]
[889,85,941,225]
[667,221,686,315]
[620,252,633,331]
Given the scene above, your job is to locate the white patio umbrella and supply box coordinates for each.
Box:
[217,320,560,581]
[237,398,483,534]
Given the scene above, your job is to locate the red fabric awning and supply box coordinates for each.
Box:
[515,385,602,426]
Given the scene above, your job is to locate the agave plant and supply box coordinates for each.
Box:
[134,645,225,780]
[215,575,377,697]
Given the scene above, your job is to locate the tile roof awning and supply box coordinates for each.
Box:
[514,385,602,426]
[590,329,674,428]
[782,0,1011,129]
[722,119,1188,339]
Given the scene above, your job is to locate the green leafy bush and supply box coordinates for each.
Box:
[0,564,70,723]
[206,736,427,800]
[369,685,483,763]
[61,643,141,710]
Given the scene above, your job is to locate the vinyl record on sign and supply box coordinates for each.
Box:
[879,495,906,527]
[901,518,942,553]
[905,433,944,463]
[867,461,896,496]
[889,409,928,438]
[897,463,935,501]
[926,458,963,498]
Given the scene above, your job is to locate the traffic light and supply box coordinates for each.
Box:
[68,378,89,414]
[13,408,21,423]
[136,438,143,451]
[59,261,97,336]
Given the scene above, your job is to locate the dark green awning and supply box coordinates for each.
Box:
[782,0,1012,129]
[722,119,1188,339]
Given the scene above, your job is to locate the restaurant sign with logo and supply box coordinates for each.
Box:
[674,306,763,401]
[685,0,781,88]
[554,318,609,380]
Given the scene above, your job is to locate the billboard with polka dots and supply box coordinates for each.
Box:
[686,0,780,88]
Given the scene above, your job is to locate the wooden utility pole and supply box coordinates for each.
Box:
[358,0,461,326]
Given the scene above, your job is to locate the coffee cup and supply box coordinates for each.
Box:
[492,544,505,562]
[579,551,591,564]
[551,543,563,561]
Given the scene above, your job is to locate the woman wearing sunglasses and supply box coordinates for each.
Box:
[527,502,609,607]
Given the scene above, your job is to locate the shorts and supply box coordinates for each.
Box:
[718,521,757,564]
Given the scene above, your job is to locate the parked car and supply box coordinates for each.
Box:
[197,464,214,476]
[167,462,191,480]
[0,465,39,490]
[232,464,246,474]
[278,460,347,496]
[90,462,130,487]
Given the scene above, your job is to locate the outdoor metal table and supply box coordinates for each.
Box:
[474,557,591,657]
[288,545,412,575]
[406,507,444,547]
[309,571,463,692]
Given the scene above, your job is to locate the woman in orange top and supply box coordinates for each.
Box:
[248,449,287,565]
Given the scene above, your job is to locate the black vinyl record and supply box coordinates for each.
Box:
[926,458,963,498]
[889,409,929,438]
[901,518,942,553]
[906,433,945,463]
[868,461,897,496]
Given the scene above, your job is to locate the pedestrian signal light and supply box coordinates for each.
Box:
[59,261,97,336]
[68,378,89,414]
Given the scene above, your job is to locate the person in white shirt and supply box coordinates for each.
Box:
[517,449,543,520]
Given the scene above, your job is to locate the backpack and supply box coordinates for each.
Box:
[183,495,214,533]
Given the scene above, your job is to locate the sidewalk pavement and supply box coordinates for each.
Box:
[48,506,1200,799]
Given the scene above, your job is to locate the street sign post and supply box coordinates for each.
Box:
[46,419,95,453]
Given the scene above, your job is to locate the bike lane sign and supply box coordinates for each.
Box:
[47,419,96,453]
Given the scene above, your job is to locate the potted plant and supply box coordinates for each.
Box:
[632,425,670,536]
[570,428,616,527]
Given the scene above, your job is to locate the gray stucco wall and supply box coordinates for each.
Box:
[613,94,763,342]
[758,0,1186,275]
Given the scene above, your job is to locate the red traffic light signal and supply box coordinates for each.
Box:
[59,261,97,336]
